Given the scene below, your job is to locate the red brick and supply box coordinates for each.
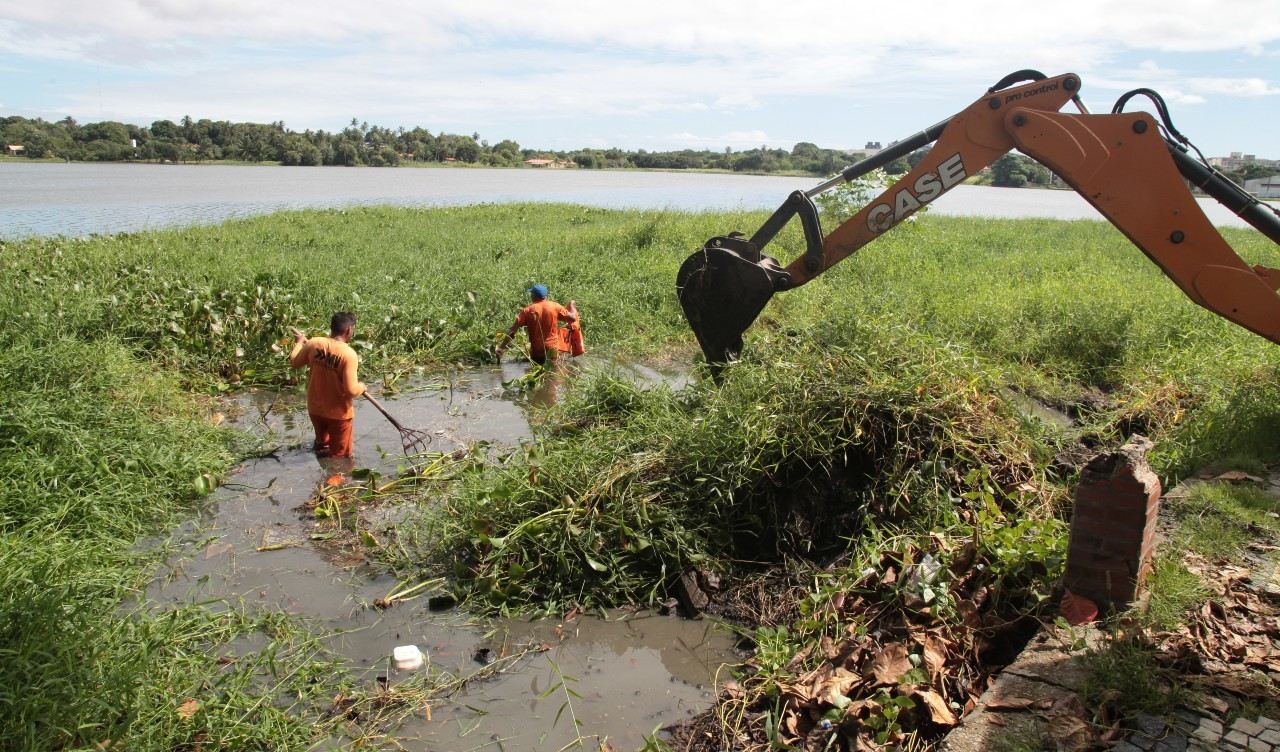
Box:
[1066,438,1162,611]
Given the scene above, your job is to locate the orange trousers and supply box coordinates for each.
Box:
[310,415,354,458]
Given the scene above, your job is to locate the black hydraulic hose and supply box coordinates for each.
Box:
[1114,88,1184,138]
[987,69,1047,92]
[806,117,951,199]
[1116,86,1280,243]
[1170,146,1280,245]
[841,118,950,182]
[811,70,1050,198]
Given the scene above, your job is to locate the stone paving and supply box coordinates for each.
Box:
[941,622,1279,752]
[1109,712,1280,752]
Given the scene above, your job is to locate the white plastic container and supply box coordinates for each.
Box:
[392,644,424,671]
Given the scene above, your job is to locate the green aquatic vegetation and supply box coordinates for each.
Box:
[5,204,1280,749]
[3,204,746,388]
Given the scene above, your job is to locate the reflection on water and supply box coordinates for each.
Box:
[0,162,815,238]
[501,355,689,410]
[1,161,1259,239]
[148,364,735,750]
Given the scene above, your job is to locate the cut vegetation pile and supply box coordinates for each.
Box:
[3,204,1279,750]
[389,323,1069,749]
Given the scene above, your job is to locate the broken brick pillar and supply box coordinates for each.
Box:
[1064,435,1161,611]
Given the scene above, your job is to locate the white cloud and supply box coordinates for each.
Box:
[7,0,1280,64]
[1188,77,1280,96]
[652,129,778,150]
[3,0,1278,152]
[0,21,98,62]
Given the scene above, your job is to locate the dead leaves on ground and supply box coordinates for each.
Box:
[867,642,912,686]
[734,540,1026,750]
[742,549,988,746]
[176,699,200,720]
[1152,555,1280,688]
[767,624,976,748]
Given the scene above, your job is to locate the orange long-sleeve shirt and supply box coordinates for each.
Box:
[289,336,366,420]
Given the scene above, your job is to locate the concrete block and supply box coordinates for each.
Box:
[1198,718,1224,736]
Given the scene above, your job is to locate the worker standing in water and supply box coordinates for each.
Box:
[290,312,366,458]
[496,284,580,366]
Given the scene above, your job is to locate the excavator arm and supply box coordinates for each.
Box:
[677,71,1280,368]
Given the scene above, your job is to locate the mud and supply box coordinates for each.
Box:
[148,362,739,750]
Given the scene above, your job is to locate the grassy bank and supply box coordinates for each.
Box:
[3,204,1278,748]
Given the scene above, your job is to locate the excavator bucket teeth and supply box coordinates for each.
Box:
[676,237,787,367]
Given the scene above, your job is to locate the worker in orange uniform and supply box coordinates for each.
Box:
[290,312,367,458]
[496,284,579,366]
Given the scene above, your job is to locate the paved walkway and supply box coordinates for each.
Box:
[941,623,1279,752]
[1113,713,1280,751]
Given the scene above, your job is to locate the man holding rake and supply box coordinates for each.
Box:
[290,312,366,458]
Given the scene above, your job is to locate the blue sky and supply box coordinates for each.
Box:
[2,0,1278,157]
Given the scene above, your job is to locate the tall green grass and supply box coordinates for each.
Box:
[763,217,1280,477]
[0,337,263,747]
[3,204,1278,747]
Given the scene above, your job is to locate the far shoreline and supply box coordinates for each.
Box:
[0,154,822,179]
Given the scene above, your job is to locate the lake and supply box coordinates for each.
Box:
[0,161,1258,239]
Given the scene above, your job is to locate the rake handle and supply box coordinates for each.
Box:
[362,392,408,433]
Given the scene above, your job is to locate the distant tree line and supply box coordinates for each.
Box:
[4,114,1276,188]
[0,114,897,176]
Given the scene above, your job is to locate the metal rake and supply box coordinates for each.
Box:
[363,393,433,457]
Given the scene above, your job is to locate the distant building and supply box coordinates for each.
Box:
[863,141,882,153]
[523,158,574,168]
[5,144,24,156]
[1245,175,1280,199]
[1208,151,1280,172]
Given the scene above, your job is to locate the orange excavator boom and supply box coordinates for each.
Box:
[677,70,1280,368]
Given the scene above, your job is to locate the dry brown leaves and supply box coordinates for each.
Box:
[735,540,1020,750]
[771,622,974,748]
[867,643,912,686]
[176,699,200,720]
[981,693,1096,751]
[1153,557,1280,680]
[914,689,957,725]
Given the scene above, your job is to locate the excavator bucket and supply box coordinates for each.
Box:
[676,235,789,367]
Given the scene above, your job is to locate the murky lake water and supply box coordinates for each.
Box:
[148,360,734,750]
[0,161,1258,239]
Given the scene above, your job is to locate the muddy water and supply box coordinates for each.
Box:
[148,362,736,750]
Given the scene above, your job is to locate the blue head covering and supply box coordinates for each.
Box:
[529,283,548,300]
